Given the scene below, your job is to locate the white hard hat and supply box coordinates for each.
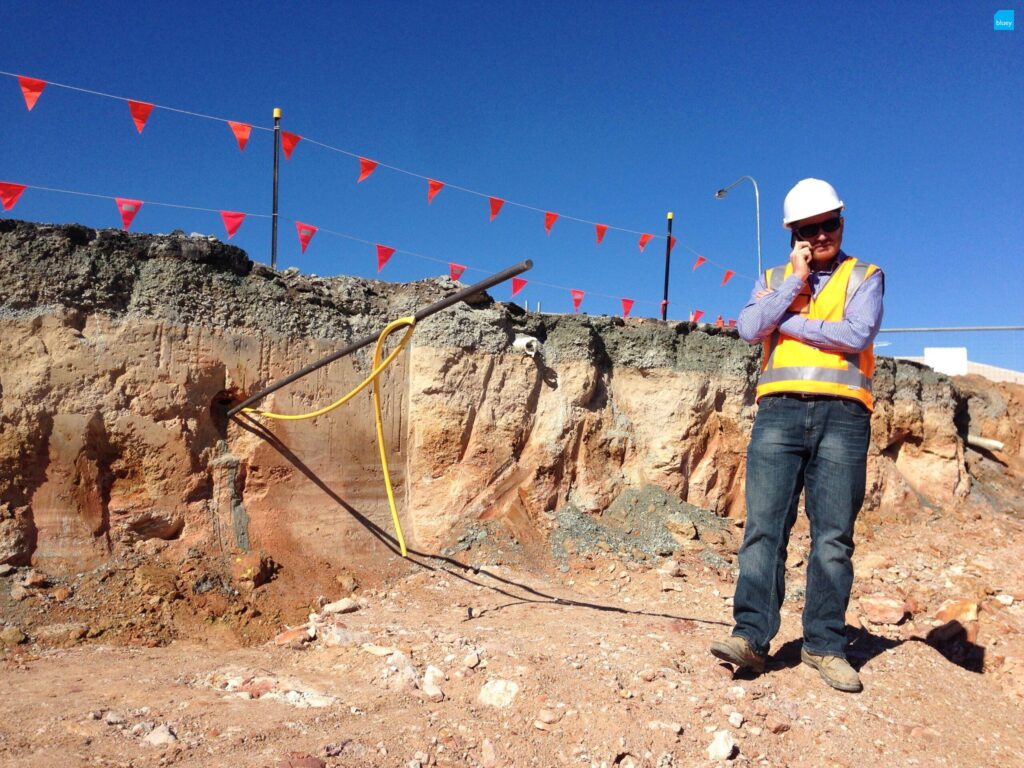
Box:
[782,178,844,227]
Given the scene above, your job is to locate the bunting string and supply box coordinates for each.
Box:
[4,68,756,315]
[2,179,745,319]
[3,69,750,275]
[0,69,274,132]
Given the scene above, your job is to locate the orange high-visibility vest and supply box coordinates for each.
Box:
[756,256,879,410]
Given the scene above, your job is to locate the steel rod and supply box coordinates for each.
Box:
[227,259,533,416]
[878,326,1024,333]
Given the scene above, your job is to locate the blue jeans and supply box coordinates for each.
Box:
[732,394,871,658]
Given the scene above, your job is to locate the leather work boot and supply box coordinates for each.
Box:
[710,636,766,675]
[801,648,863,692]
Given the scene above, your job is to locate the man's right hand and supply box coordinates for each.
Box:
[789,241,812,281]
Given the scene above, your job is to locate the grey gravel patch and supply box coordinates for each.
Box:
[551,484,731,567]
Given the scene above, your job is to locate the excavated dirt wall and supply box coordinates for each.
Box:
[0,220,978,586]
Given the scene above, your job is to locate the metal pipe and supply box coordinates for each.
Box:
[878,326,1024,333]
[714,175,762,275]
[967,434,1005,453]
[226,259,533,416]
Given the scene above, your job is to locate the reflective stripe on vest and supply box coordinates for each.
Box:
[756,255,877,409]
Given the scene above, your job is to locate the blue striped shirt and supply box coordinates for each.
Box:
[736,251,884,353]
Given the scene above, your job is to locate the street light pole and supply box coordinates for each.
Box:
[715,175,762,275]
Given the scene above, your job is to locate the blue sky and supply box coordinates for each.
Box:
[2,1,1022,368]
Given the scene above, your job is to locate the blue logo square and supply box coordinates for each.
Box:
[994,9,1015,30]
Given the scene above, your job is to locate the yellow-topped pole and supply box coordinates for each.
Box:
[271,108,282,269]
[661,211,674,321]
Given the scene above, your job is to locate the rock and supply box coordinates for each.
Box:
[478,679,519,708]
[537,708,561,724]
[319,625,370,647]
[384,652,419,693]
[0,564,14,577]
[648,720,683,735]
[707,730,737,760]
[52,586,73,601]
[856,552,892,575]
[995,594,1014,606]
[334,571,359,595]
[658,559,683,577]
[22,570,48,588]
[274,625,314,648]
[859,595,908,625]
[230,551,275,589]
[728,711,744,728]
[104,711,126,725]
[142,724,177,747]
[422,665,446,702]
[665,518,698,543]
[322,597,359,615]
[362,643,399,656]
[765,714,791,734]
[0,626,27,645]
[480,739,498,768]
[10,584,29,601]
[463,651,481,668]
[935,600,979,624]
[275,752,326,768]
[34,623,88,644]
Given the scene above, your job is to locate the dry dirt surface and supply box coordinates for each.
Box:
[3,497,1023,768]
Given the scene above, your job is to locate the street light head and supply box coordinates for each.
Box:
[714,189,728,199]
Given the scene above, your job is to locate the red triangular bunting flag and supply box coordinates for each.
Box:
[220,211,245,239]
[571,289,585,313]
[0,182,27,211]
[621,298,634,318]
[595,223,608,244]
[115,198,143,231]
[489,197,505,221]
[692,255,706,271]
[544,211,558,234]
[281,131,301,160]
[511,277,526,297]
[670,236,677,252]
[228,121,252,151]
[358,157,378,183]
[428,179,444,204]
[691,309,705,323]
[376,244,395,272]
[18,76,46,111]
[295,221,317,253]
[721,270,735,286]
[715,315,724,328]
[449,262,465,281]
[638,233,653,252]
[728,319,737,328]
[128,100,154,133]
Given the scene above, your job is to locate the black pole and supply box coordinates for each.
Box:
[271,107,281,270]
[661,211,674,321]
[227,259,534,416]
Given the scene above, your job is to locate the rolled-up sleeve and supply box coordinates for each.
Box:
[737,274,808,344]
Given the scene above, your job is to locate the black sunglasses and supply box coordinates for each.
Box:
[794,217,841,240]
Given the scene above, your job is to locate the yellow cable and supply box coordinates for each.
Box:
[243,316,415,556]
[372,322,409,557]
[242,318,415,420]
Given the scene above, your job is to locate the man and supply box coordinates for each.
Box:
[710,178,884,693]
